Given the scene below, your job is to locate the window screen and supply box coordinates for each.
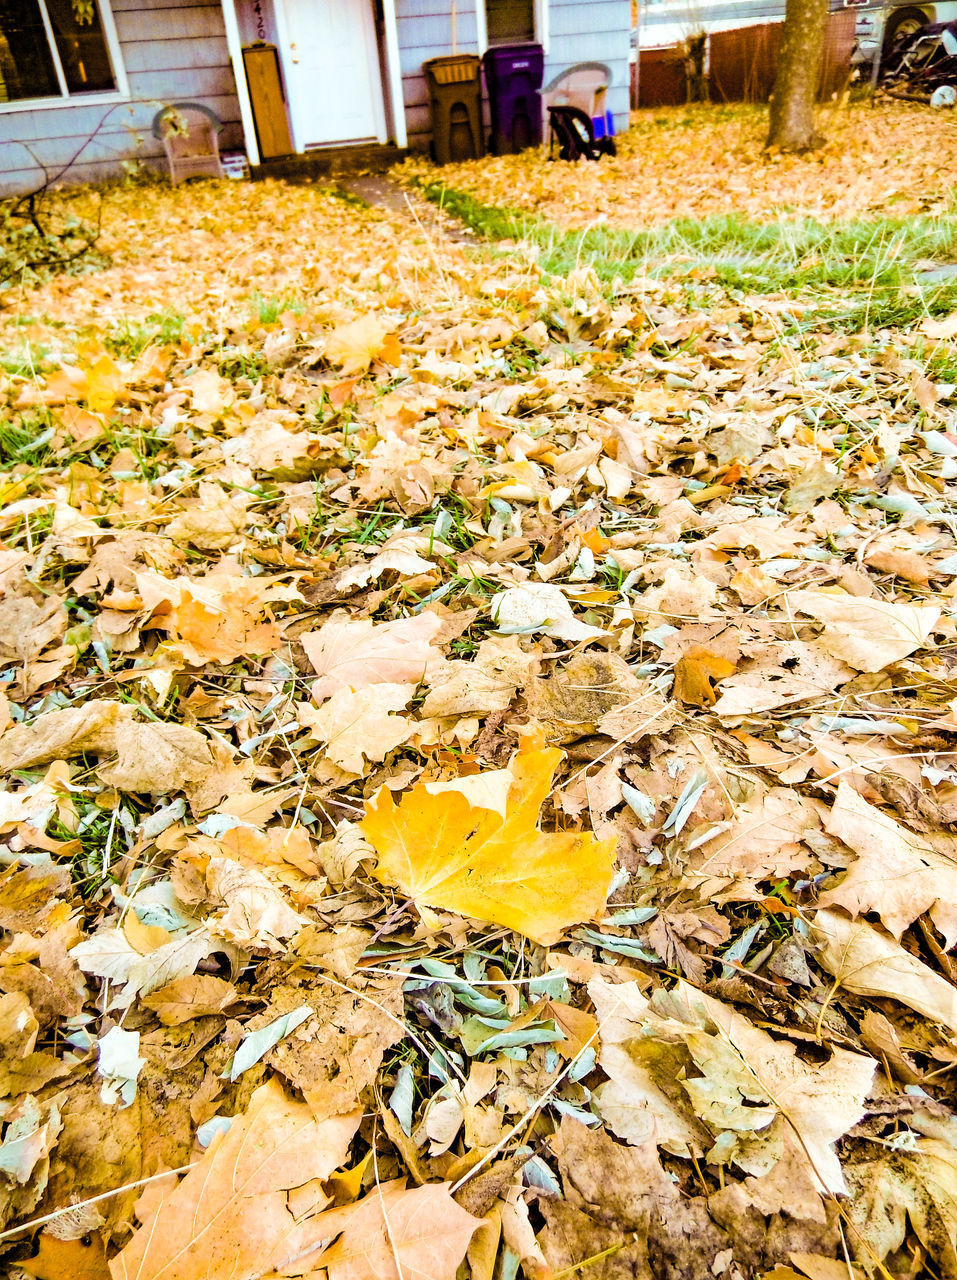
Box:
[486,0,534,45]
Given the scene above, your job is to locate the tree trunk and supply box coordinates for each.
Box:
[766,0,829,152]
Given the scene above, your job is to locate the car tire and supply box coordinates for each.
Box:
[881,5,930,61]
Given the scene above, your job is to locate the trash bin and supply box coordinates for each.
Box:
[424,55,484,165]
[482,43,545,153]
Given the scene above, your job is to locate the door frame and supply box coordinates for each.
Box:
[220,0,408,163]
[274,0,386,150]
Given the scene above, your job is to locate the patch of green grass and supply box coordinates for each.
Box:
[249,290,304,325]
[0,415,55,467]
[420,182,957,328]
[0,343,54,377]
[218,350,271,382]
[105,309,184,358]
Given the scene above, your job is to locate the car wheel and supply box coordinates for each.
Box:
[881,5,929,60]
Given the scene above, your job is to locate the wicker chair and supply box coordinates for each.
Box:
[152,103,225,185]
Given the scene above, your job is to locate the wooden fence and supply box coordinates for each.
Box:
[635,12,857,108]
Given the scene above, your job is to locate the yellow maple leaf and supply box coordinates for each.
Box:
[362,746,616,944]
[84,353,124,413]
[326,314,400,375]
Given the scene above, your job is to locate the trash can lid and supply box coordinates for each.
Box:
[482,43,544,72]
[424,53,481,84]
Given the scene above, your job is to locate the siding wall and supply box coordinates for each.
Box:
[0,0,242,196]
[396,1,481,150]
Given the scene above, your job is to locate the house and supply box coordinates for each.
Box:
[0,1,631,197]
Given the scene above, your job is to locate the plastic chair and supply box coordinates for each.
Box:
[540,63,611,146]
[152,102,225,184]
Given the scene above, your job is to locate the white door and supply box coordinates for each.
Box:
[281,0,386,150]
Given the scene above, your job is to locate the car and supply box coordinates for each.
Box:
[848,0,957,65]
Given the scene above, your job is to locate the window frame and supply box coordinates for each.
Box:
[477,0,550,53]
[0,0,128,114]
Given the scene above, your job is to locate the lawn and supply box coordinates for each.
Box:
[398,99,957,227]
[1,104,957,1279]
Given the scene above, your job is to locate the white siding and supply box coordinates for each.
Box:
[0,0,242,196]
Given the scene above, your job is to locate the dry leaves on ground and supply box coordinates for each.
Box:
[2,112,957,1280]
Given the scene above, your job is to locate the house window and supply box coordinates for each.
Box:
[486,0,534,45]
[0,0,118,104]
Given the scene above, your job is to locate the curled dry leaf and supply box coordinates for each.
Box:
[205,857,307,951]
[362,744,616,944]
[490,582,607,642]
[0,700,134,772]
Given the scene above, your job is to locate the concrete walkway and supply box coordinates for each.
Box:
[337,174,478,245]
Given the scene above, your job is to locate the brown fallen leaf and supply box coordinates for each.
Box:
[589,976,875,1219]
[844,1138,957,1277]
[0,594,66,665]
[821,780,957,948]
[325,313,401,375]
[298,682,416,774]
[97,721,215,794]
[264,977,406,1116]
[788,1255,867,1280]
[135,570,298,665]
[672,647,737,707]
[363,744,616,945]
[0,700,134,772]
[811,909,957,1033]
[316,1179,481,1280]
[164,482,249,551]
[109,1077,361,1280]
[864,545,932,587]
[302,613,447,701]
[204,857,307,951]
[787,590,940,673]
[139,975,238,1026]
[20,1232,109,1280]
[711,640,852,718]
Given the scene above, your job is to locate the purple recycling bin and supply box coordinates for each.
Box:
[482,43,544,154]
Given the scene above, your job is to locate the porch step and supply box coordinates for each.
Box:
[251,143,408,182]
